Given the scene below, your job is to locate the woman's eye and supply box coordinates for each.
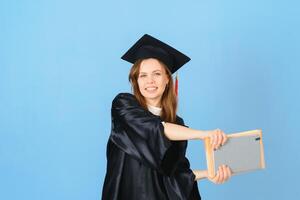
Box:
[139,75,146,78]
[154,73,161,76]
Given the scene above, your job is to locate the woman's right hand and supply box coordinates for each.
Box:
[204,128,227,150]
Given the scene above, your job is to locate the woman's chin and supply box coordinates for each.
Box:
[143,92,161,100]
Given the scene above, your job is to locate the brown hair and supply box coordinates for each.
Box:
[128,59,178,123]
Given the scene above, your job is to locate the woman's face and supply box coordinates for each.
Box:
[137,58,169,106]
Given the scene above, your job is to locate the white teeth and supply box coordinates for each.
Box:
[146,87,157,91]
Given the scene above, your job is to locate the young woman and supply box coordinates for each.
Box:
[102,34,231,200]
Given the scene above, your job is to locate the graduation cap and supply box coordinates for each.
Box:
[121,34,190,96]
[121,34,190,74]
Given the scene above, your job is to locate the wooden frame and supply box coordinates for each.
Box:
[204,129,266,177]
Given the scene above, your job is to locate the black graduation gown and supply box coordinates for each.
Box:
[102,93,201,200]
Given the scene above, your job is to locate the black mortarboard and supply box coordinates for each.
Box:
[121,34,190,74]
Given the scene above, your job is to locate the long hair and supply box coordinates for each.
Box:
[128,59,178,123]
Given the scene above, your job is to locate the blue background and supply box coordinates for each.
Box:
[1,0,299,199]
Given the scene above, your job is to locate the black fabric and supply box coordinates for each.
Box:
[121,34,191,74]
[102,93,201,200]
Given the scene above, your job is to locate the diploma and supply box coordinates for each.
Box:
[204,129,266,177]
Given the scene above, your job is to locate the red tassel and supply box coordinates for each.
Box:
[175,72,178,97]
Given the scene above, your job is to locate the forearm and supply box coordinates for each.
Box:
[192,170,208,181]
[163,122,208,141]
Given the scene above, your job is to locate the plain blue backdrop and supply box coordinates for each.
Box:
[1,0,299,199]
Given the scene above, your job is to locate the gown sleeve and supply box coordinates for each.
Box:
[160,116,188,176]
[173,117,196,184]
[162,117,199,199]
[161,148,198,199]
[110,93,172,173]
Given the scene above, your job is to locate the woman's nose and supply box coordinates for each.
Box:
[146,75,155,83]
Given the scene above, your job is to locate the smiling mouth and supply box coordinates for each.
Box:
[145,87,158,91]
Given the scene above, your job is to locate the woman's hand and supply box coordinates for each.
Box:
[208,165,232,184]
[204,128,227,150]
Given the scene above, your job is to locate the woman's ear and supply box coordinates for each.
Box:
[166,74,170,84]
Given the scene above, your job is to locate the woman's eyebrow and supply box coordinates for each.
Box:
[139,70,161,74]
[152,70,162,73]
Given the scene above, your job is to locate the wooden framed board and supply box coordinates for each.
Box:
[204,129,265,177]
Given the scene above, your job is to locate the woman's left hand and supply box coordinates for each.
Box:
[207,165,232,184]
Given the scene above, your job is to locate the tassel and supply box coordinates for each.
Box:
[175,72,179,97]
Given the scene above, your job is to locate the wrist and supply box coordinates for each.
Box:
[203,170,209,178]
[197,130,209,140]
